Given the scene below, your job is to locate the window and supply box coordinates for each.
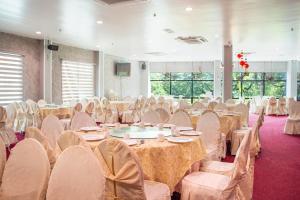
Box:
[0,52,23,106]
[297,73,300,100]
[150,72,214,103]
[232,72,286,99]
[62,60,95,104]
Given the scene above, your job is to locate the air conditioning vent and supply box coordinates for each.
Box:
[176,36,208,44]
[163,28,175,34]
[96,0,149,5]
[145,52,167,56]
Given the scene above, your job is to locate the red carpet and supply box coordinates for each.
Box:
[251,115,300,200]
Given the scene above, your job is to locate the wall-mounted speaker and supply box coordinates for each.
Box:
[47,44,59,51]
[141,62,147,70]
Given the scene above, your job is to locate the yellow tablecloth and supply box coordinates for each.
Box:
[190,113,241,140]
[79,131,206,191]
[40,107,71,119]
[110,101,132,112]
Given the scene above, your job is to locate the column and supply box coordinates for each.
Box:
[97,51,105,97]
[222,44,233,101]
[139,61,150,97]
[213,60,222,99]
[286,60,298,98]
[43,40,53,103]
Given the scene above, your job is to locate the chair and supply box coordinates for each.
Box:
[60,103,82,130]
[207,101,218,110]
[0,139,50,200]
[265,97,277,115]
[277,97,287,115]
[41,114,64,149]
[0,137,5,184]
[70,112,97,131]
[104,105,119,123]
[196,110,224,160]
[155,108,170,123]
[232,103,249,127]
[168,109,192,127]
[25,127,56,168]
[141,110,161,125]
[181,128,251,200]
[26,100,42,128]
[215,97,222,103]
[179,100,191,109]
[94,138,170,200]
[225,99,236,104]
[37,99,47,107]
[214,103,228,111]
[284,101,300,135]
[85,101,95,117]
[95,104,106,123]
[0,106,17,146]
[57,131,89,152]
[46,146,105,200]
[192,101,205,110]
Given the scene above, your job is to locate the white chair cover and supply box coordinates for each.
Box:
[141,110,161,125]
[37,99,47,107]
[192,102,205,110]
[85,101,95,117]
[94,138,170,200]
[41,114,64,149]
[168,109,192,127]
[0,106,17,146]
[104,105,119,123]
[9,102,28,132]
[196,110,224,160]
[266,97,277,115]
[232,103,249,127]
[46,146,105,200]
[0,138,50,200]
[155,108,170,123]
[70,112,97,131]
[277,97,287,115]
[0,137,5,184]
[56,131,90,152]
[284,101,300,135]
[181,131,251,200]
[214,103,228,111]
[179,100,191,109]
[25,127,56,168]
[207,101,218,110]
[26,100,42,128]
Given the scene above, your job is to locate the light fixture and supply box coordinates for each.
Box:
[96,20,103,24]
[35,31,42,35]
[96,45,101,48]
[214,34,219,38]
[185,7,193,12]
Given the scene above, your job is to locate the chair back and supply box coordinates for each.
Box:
[192,101,205,110]
[288,101,300,118]
[25,127,56,167]
[37,99,47,107]
[141,110,161,125]
[47,146,105,200]
[168,109,192,127]
[85,101,95,117]
[57,131,89,152]
[233,103,249,127]
[41,114,64,149]
[0,106,17,146]
[70,112,96,131]
[207,101,217,110]
[196,110,221,147]
[179,100,191,109]
[155,108,170,123]
[214,103,227,111]
[0,139,50,200]
[94,138,146,200]
[0,137,5,184]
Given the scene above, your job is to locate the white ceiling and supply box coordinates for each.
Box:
[0,0,299,61]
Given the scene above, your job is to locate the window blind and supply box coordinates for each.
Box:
[62,60,95,104]
[0,52,24,106]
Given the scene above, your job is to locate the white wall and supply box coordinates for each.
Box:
[103,54,141,98]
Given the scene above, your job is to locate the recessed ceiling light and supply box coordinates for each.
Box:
[35,31,42,35]
[96,45,101,48]
[185,7,193,12]
[96,20,103,24]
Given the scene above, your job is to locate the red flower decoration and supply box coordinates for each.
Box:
[237,53,243,59]
[239,60,246,67]
[244,63,249,69]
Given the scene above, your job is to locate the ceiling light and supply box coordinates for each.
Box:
[185,7,193,12]
[214,34,219,38]
[96,45,101,48]
[96,20,103,24]
[35,31,41,35]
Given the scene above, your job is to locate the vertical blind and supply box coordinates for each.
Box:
[0,52,24,106]
[62,60,95,104]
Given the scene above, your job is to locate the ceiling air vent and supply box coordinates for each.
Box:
[96,0,149,5]
[163,28,175,34]
[176,36,208,44]
[145,52,167,56]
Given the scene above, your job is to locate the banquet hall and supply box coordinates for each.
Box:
[0,0,300,199]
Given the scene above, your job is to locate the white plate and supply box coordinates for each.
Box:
[132,122,152,126]
[121,139,138,146]
[162,124,175,128]
[167,137,193,143]
[180,131,201,136]
[177,127,194,131]
[81,134,105,141]
[101,123,116,127]
[80,126,102,131]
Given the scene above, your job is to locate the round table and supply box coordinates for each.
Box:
[78,126,206,191]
